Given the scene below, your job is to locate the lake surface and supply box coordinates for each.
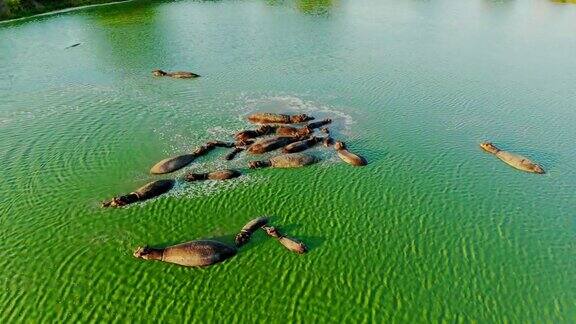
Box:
[1,0,575,322]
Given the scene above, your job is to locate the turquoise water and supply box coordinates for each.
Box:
[1,0,575,322]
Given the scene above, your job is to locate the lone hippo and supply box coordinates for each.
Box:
[101,179,175,208]
[334,141,367,166]
[133,240,237,267]
[249,153,316,169]
[247,113,314,124]
[184,169,241,182]
[480,142,545,174]
[152,69,200,79]
[282,136,323,154]
[262,226,307,254]
[275,125,312,137]
[235,217,269,247]
[248,136,298,154]
[234,125,276,142]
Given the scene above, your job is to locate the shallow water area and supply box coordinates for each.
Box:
[1,0,575,322]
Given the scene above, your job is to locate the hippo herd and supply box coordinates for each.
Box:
[102,69,546,269]
[103,109,366,267]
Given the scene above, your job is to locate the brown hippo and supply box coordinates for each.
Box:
[305,118,332,131]
[150,141,232,174]
[480,142,545,174]
[247,113,314,124]
[249,153,316,169]
[234,125,276,142]
[101,179,175,208]
[334,141,367,166]
[225,147,244,161]
[152,69,200,79]
[235,217,269,247]
[133,240,237,267]
[184,169,241,182]
[247,136,299,154]
[275,125,312,137]
[262,226,307,254]
[282,136,323,154]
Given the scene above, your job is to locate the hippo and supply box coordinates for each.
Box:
[480,142,545,174]
[184,169,241,182]
[282,136,323,154]
[150,141,231,174]
[247,113,314,124]
[152,69,200,79]
[262,226,307,254]
[150,154,196,175]
[101,179,175,208]
[133,240,237,267]
[305,118,332,131]
[334,141,367,166]
[275,125,312,137]
[234,125,276,142]
[235,217,269,247]
[225,147,244,161]
[249,153,316,169]
[247,136,299,154]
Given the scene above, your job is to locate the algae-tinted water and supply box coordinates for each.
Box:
[1,0,575,322]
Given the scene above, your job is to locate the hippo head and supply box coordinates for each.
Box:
[249,160,270,169]
[323,137,334,147]
[533,164,545,174]
[234,232,250,247]
[133,246,161,260]
[263,226,281,238]
[184,173,203,182]
[320,127,330,134]
[480,142,499,154]
[101,196,126,208]
[334,141,346,150]
[152,69,167,76]
[291,114,314,123]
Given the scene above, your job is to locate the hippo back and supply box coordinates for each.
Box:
[135,179,175,200]
[270,153,315,168]
[162,240,237,267]
[150,154,195,174]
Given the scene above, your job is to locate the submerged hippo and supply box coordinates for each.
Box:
[235,217,269,247]
[133,240,237,267]
[275,125,312,137]
[150,141,231,174]
[101,179,175,208]
[262,226,307,254]
[150,154,196,175]
[234,125,276,142]
[152,69,200,79]
[305,118,332,131]
[248,136,298,154]
[184,169,241,182]
[480,142,545,174]
[225,147,244,161]
[282,136,323,154]
[249,153,316,169]
[247,113,314,124]
[334,141,367,166]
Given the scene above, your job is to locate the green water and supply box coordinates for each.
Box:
[1,0,575,322]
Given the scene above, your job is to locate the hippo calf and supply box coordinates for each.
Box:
[480,142,545,174]
[249,153,316,169]
[133,240,237,267]
[101,179,175,208]
[334,141,367,166]
[247,113,314,124]
[152,69,200,79]
[235,217,269,247]
[263,226,307,254]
